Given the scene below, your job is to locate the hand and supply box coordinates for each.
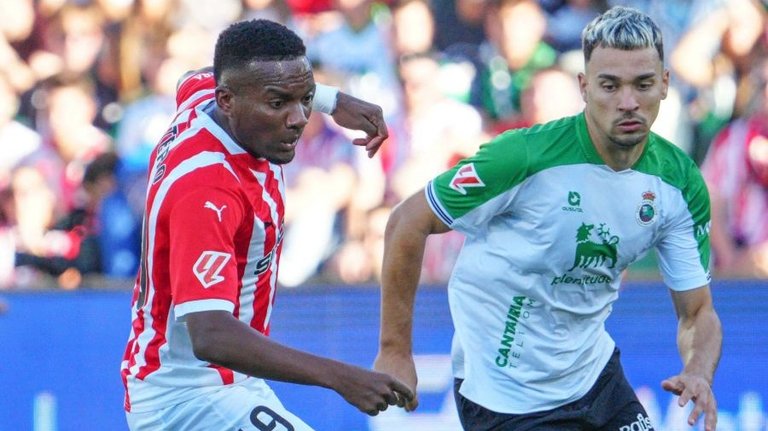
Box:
[332,364,414,416]
[330,92,388,158]
[661,373,717,430]
[373,350,419,412]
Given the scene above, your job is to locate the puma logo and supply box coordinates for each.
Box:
[204,201,227,222]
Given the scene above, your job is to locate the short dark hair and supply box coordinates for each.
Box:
[213,19,307,84]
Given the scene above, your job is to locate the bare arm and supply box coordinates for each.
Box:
[373,190,450,411]
[662,285,722,431]
[186,310,413,416]
[330,92,389,158]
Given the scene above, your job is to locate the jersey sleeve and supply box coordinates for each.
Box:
[426,130,531,236]
[166,179,246,319]
[175,71,215,108]
[655,167,712,291]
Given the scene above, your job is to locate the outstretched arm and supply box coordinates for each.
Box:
[186,310,413,416]
[373,190,451,411]
[662,285,722,431]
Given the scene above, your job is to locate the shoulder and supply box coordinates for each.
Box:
[491,115,585,171]
[175,68,215,107]
[642,133,704,188]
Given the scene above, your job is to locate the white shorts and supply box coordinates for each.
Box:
[126,378,315,431]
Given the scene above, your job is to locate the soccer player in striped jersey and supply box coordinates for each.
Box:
[375,6,722,431]
[121,19,412,430]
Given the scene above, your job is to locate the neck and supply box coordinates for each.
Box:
[210,106,236,141]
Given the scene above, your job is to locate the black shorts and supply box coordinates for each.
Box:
[454,348,653,431]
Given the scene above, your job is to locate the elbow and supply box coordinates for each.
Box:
[190,331,220,364]
[186,313,231,365]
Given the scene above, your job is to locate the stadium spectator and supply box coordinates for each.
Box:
[24,73,111,213]
[473,0,558,129]
[375,6,721,431]
[390,0,435,58]
[242,0,295,25]
[0,0,38,93]
[326,203,391,283]
[508,65,584,130]
[431,0,487,60]
[304,0,402,122]
[0,71,40,186]
[120,19,412,430]
[31,3,120,129]
[667,0,765,160]
[1,72,111,289]
[77,151,141,279]
[390,52,485,202]
[701,56,768,278]
[543,0,603,53]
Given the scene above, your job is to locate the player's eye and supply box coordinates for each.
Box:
[637,81,653,91]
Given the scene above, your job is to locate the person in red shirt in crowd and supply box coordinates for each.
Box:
[701,58,768,277]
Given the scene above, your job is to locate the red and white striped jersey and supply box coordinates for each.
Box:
[120,72,286,412]
[701,116,768,247]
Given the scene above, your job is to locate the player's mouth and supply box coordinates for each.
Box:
[616,118,644,133]
[279,136,300,150]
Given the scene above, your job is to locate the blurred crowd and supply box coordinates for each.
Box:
[1,0,767,289]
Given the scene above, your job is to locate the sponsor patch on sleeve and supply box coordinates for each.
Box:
[449,163,485,195]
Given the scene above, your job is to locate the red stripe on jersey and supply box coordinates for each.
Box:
[209,363,235,385]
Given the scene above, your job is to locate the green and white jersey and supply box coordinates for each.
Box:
[427,113,711,414]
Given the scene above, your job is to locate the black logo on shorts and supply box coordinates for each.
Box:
[238,406,295,431]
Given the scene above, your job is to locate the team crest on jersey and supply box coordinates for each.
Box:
[636,191,657,226]
[449,163,485,195]
[193,251,231,288]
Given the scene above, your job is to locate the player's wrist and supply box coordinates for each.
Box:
[313,83,339,114]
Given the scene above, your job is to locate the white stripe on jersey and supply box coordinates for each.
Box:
[177,88,214,113]
[249,167,283,331]
[194,105,249,156]
[129,151,237,377]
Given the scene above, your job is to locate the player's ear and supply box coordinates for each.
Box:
[215,85,235,114]
[577,73,588,103]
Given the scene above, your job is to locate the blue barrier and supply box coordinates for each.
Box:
[0,279,765,430]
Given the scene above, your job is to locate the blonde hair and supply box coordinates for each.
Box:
[582,6,664,64]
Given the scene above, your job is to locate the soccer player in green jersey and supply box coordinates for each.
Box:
[374,6,722,431]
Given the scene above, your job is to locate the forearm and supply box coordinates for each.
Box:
[188,311,344,389]
[677,304,722,384]
[379,194,446,353]
[378,213,427,353]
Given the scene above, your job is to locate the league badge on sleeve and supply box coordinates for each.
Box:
[193,251,231,288]
[449,163,485,195]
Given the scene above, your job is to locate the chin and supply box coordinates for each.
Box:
[611,133,646,148]
[268,153,295,164]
